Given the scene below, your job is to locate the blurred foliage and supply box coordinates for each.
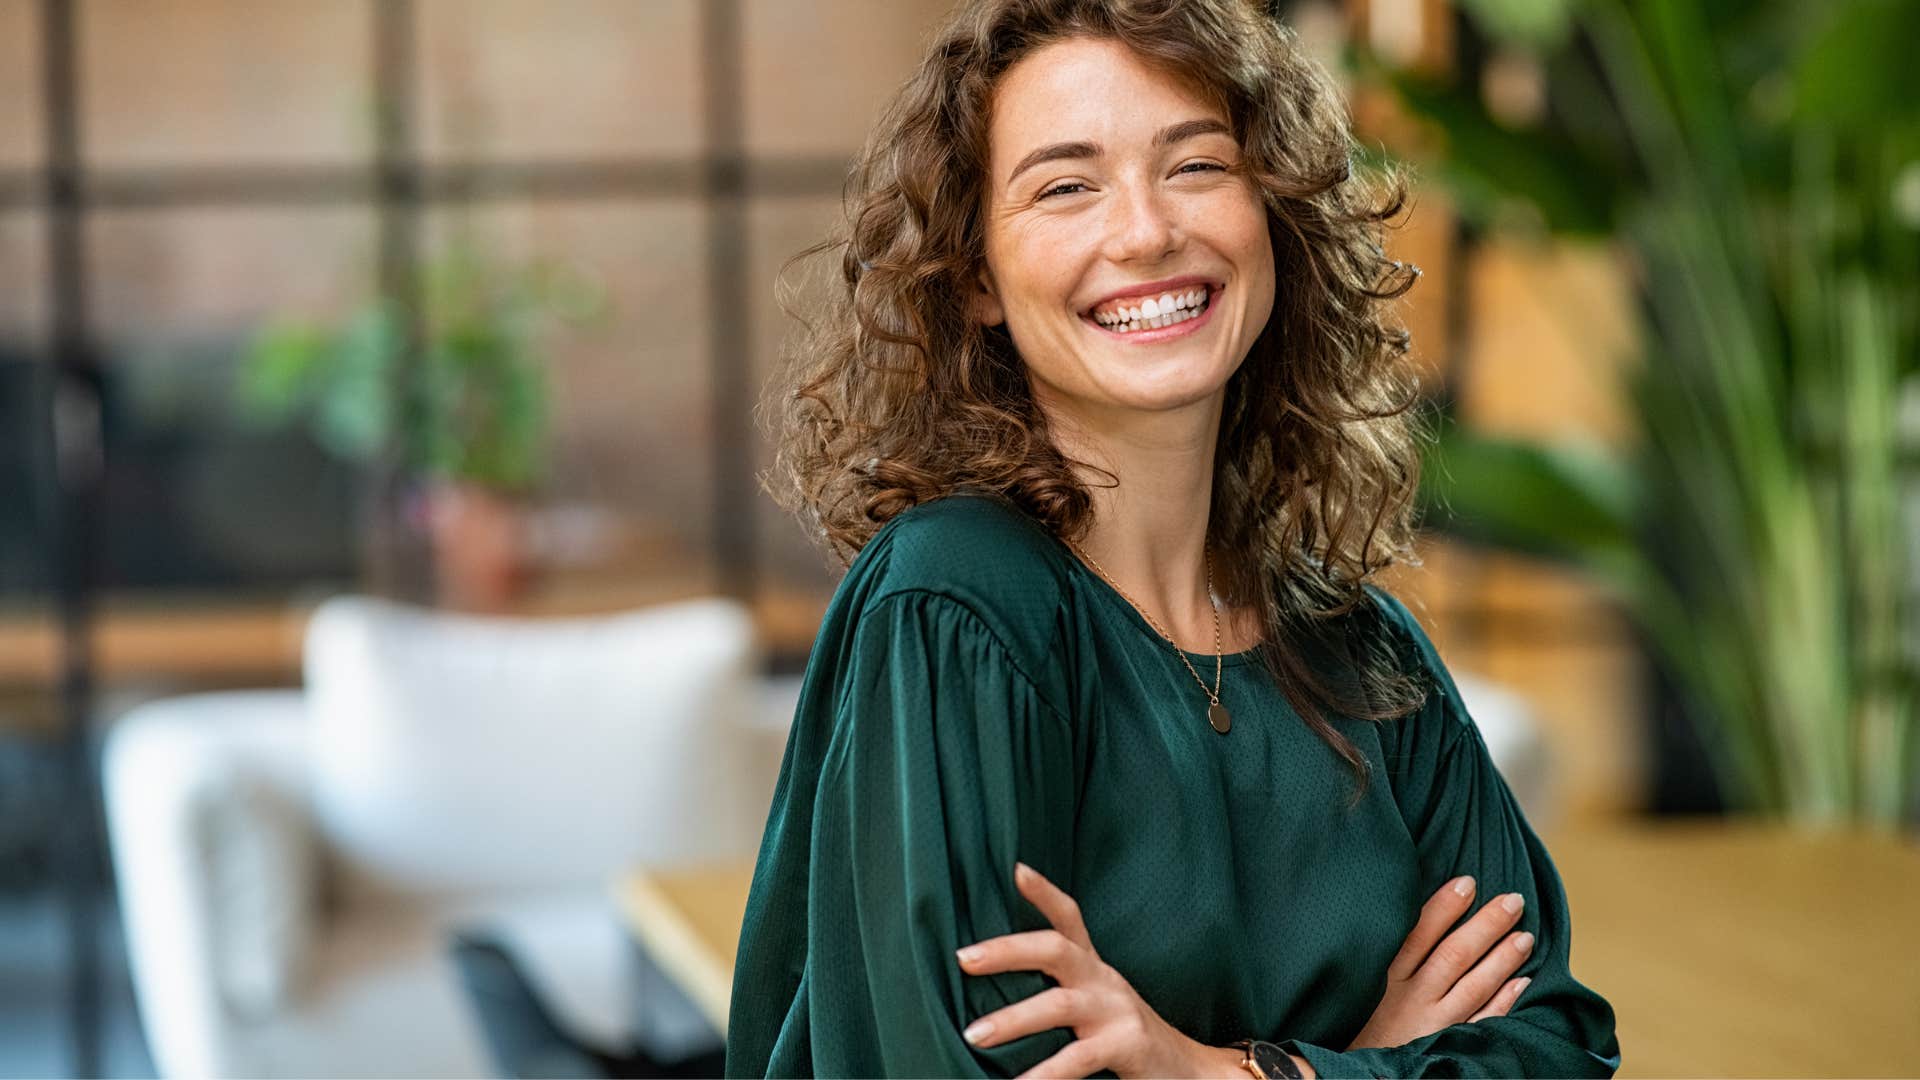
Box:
[1381,0,1919,825]
[235,238,607,494]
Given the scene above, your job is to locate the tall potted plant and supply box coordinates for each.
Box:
[235,236,606,610]
[1370,0,1918,827]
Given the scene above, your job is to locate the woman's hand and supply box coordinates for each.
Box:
[1346,875,1535,1051]
[954,862,1228,1079]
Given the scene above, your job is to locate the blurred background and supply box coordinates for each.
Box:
[0,0,1913,1077]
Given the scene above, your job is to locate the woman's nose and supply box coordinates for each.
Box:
[1103,185,1179,263]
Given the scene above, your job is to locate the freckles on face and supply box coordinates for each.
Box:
[977,36,1276,415]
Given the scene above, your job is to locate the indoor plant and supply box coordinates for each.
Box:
[234,236,606,610]
[1371,0,1918,827]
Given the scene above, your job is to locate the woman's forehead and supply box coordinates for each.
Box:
[988,37,1228,165]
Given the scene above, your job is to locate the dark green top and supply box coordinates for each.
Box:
[725,493,1620,1078]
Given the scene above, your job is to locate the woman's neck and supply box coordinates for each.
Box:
[1040,388,1242,652]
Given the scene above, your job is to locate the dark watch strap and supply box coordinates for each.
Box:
[1248,1039,1306,1079]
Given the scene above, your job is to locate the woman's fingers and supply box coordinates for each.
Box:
[955,863,1097,983]
[953,862,1104,1058]
[1387,876,1476,981]
[1440,929,1535,1018]
[959,985,1079,1049]
[1414,890,1526,994]
[1013,862,1094,950]
[1350,881,1537,1053]
[957,928,1083,981]
[1015,1036,1106,1079]
[1467,976,1532,1023]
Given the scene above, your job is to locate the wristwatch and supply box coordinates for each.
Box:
[1230,1038,1305,1079]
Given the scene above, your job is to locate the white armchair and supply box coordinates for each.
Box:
[1451,671,1559,834]
[103,595,786,1079]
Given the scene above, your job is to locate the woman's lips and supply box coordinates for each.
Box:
[1080,285,1222,344]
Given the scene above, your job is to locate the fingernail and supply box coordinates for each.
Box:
[963,1019,994,1045]
[1452,875,1474,897]
[956,946,982,965]
[1015,861,1032,881]
[1502,893,1525,914]
[1513,932,1535,952]
[1515,977,1532,995]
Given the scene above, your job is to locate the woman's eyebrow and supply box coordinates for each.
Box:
[1004,117,1232,188]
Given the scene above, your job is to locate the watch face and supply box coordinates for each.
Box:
[1252,1041,1302,1080]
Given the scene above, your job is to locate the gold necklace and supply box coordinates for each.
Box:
[1068,540,1233,735]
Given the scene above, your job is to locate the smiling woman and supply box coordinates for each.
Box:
[969,36,1277,430]
[727,1,1621,1078]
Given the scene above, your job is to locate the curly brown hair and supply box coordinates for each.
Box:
[759,0,1433,804]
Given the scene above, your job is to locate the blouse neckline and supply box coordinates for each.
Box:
[1045,532,1265,669]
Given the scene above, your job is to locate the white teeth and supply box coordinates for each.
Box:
[1088,286,1214,330]
[1090,284,1205,326]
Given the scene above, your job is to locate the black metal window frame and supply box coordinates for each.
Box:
[4,0,880,606]
[8,2,854,1073]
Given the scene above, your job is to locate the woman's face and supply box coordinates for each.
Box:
[974,36,1275,422]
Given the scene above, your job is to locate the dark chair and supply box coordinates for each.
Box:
[448,929,730,1079]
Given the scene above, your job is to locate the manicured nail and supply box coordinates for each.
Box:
[1515,977,1532,995]
[1513,932,1535,952]
[1452,875,1474,897]
[956,946,982,965]
[963,1019,994,1045]
[1015,861,1032,881]
[1502,893,1525,914]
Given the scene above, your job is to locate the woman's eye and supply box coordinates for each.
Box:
[1036,163,1223,201]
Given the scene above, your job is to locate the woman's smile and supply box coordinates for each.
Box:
[1080,281,1225,344]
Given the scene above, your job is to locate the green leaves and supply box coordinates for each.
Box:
[1793,0,1920,128]
[1416,417,1636,573]
[1376,63,1625,235]
[1376,0,1919,824]
[233,239,606,495]
[235,304,401,464]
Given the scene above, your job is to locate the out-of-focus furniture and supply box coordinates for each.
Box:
[614,861,757,1037]
[1451,671,1557,831]
[623,822,1920,1077]
[102,595,790,1079]
[0,580,836,687]
[446,928,730,1079]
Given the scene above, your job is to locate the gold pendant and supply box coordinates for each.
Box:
[1207,701,1232,734]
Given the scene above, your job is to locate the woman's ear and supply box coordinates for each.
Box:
[969,263,1006,327]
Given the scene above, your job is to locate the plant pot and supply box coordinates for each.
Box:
[423,481,535,612]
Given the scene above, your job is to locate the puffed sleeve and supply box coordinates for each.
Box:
[1275,587,1622,1079]
[805,588,1083,1077]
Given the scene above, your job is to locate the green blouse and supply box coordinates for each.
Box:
[725,493,1620,1078]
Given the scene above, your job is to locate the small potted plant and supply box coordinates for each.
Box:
[235,236,607,610]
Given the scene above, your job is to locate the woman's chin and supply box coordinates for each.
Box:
[1086,370,1233,414]
[1027,348,1240,418]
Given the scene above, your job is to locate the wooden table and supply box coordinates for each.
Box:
[1546,818,1920,1078]
[0,581,834,691]
[615,820,1920,1075]
[614,860,757,1038]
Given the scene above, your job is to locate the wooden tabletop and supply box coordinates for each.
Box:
[1546,818,1920,1078]
[613,860,757,1037]
[615,818,1920,1076]
[0,581,835,690]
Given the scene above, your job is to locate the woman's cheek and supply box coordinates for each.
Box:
[1022,212,1093,254]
